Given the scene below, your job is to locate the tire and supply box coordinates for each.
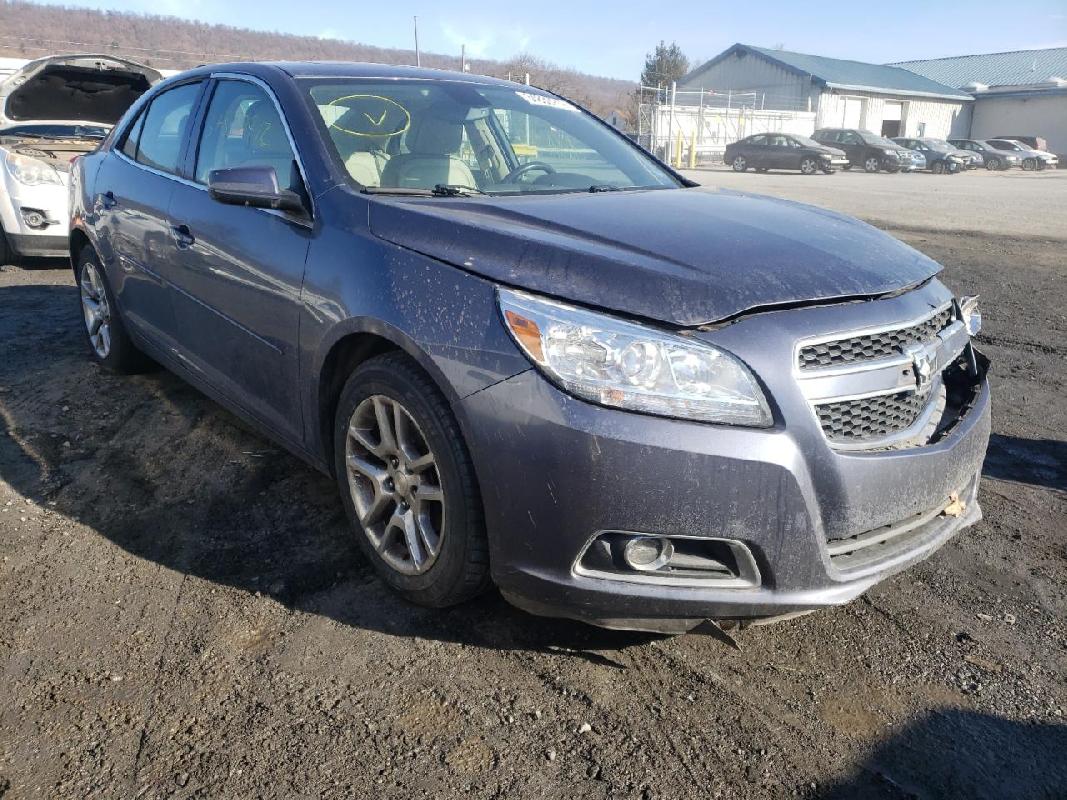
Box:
[754,167,768,173]
[932,161,945,175]
[333,351,490,608]
[842,164,852,171]
[885,166,901,174]
[732,156,747,172]
[821,166,834,174]
[800,157,818,175]
[0,223,10,267]
[75,245,152,373]
[985,157,1000,171]
[1022,158,1036,171]
[864,156,880,173]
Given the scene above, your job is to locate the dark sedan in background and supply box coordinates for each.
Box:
[892,137,966,174]
[724,133,847,174]
[69,62,990,634]
[812,128,916,173]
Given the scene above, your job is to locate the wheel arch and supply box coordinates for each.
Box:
[313,319,464,476]
[69,227,93,276]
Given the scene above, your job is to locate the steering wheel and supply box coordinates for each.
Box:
[503,160,556,183]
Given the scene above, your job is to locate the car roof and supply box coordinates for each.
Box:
[164,61,520,89]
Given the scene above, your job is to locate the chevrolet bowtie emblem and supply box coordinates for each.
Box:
[903,341,938,393]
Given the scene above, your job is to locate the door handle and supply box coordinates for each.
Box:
[99,191,117,210]
[170,224,195,249]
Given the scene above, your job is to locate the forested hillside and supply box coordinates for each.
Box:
[0,0,635,116]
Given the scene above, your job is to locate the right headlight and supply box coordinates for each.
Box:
[3,150,62,186]
[498,288,772,427]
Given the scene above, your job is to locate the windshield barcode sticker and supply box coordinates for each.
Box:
[516,92,579,112]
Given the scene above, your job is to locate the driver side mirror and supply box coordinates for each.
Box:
[208,165,306,214]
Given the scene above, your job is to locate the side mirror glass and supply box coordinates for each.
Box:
[207,165,306,214]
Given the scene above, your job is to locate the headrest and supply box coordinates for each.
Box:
[409,116,464,156]
[244,100,290,155]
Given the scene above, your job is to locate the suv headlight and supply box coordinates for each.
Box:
[498,288,772,427]
[4,150,62,186]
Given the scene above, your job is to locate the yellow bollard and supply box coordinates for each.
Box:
[674,130,683,168]
[688,129,697,169]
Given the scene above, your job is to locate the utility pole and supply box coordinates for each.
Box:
[413,16,421,67]
[461,44,467,72]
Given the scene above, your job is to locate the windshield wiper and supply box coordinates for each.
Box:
[360,184,486,198]
[588,184,621,193]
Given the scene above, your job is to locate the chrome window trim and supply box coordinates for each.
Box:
[111,72,315,227]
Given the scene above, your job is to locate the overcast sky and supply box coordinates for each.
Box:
[29,0,1067,79]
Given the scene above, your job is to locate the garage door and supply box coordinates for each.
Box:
[842,97,863,128]
[881,101,903,137]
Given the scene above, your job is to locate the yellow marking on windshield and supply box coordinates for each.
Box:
[327,94,411,138]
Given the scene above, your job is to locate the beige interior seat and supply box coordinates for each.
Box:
[379,117,477,189]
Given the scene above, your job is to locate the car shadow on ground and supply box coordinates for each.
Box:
[817,708,1067,800]
[983,433,1067,493]
[0,282,655,665]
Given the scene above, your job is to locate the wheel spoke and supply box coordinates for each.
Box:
[347,452,387,483]
[360,488,392,527]
[407,452,436,474]
[399,510,424,568]
[373,397,397,453]
[98,324,111,355]
[414,513,439,558]
[414,484,443,505]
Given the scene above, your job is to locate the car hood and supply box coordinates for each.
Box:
[0,54,161,127]
[367,187,941,326]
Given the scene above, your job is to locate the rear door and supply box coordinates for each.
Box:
[745,134,769,167]
[164,76,313,443]
[92,80,205,346]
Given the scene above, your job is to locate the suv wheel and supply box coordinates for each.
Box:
[864,156,881,173]
[75,246,152,373]
[985,157,1000,171]
[732,156,747,172]
[800,157,818,175]
[334,352,490,607]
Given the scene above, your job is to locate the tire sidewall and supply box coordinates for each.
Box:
[75,247,139,371]
[333,357,481,604]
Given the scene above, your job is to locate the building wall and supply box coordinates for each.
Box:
[679,51,820,111]
[970,93,1067,157]
[816,91,969,138]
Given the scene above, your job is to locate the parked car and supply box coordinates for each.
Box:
[948,138,1020,170]
[994,139,1054,170]
[892,137,966,174]
[993,134,1048,152]
[71,63,991,634]
[812,128,914,172]
[723,133,847,174]
[984,139,1057,171]
[0,55,160,264]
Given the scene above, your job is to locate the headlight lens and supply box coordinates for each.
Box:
[498,288,772,426]
[4,150,62,186]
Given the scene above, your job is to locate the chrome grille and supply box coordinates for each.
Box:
[815,390,927,443]
[798,307,954,371]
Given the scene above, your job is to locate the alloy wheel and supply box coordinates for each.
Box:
[732,156,746,172]
[985,158,999,171]
[344,394,445,575]
[79,261,112,358]
[864,157,880,172]
[800,158,817,175]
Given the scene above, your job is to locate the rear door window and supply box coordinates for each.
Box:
[134,82,203,175]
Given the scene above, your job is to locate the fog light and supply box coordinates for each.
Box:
[20,208,49,229]
[623,536,674,572]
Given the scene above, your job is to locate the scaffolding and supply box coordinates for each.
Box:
[637,84,817,168]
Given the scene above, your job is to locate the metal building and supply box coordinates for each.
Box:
[679,44,973,139]
[892,47,1067,159]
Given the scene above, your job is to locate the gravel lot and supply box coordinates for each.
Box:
[1,171,1065,799]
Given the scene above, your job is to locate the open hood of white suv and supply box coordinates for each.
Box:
[0,54,161,127]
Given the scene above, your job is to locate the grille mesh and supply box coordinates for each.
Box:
[798,308,954,371]
[815,391,927,443]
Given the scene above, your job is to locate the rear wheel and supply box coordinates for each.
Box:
[732,156,747,172]
[932,161,945,174]
[800,157,818,175]
[985,157,1001,171]
[334,352,490,608]
[864,156,880,173]
[75,246,152,373]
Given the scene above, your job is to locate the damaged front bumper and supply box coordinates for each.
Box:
[460,284,991,634]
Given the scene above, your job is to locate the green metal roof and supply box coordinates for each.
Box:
[891,47,1067,90]
[682,44,972,100]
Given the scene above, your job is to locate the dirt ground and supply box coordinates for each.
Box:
[1,184,1066,798]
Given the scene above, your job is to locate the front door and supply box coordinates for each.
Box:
[165,78,312,443]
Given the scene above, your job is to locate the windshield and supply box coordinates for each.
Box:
[301,79,679,195]
[0,123,108,140]
[792,135,823,148]
[860,132,899,147]
[988,140,1023,150]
